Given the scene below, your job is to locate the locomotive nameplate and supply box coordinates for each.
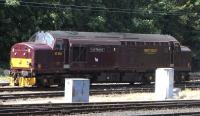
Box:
[90,47,105,52]
[144,48,158,54]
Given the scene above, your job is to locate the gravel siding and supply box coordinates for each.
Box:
[73,108,200,116]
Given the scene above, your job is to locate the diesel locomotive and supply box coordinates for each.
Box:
[10,31,191,86]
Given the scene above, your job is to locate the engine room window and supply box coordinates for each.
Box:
[136,42,144,46]
[72,47,86,62]
[154,42,160,46]
[131,42,136,46]
[127,42,131,46]
[121,41,126,46]
[146,42,154,46]
[161,42,169,46]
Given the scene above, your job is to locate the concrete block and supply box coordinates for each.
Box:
[65,78,90,103]
[155,68,174,100]
[173,88,181,97]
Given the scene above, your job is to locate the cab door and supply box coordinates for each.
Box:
[63,39,70,69]
[169,41,175,67]
[53,39,64,70]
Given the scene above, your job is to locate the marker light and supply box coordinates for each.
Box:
[28,48,31,52]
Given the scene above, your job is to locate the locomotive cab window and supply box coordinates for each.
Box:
[174,43,181,52]
[54,40,63,50]
[72,46,86,62]
[29,31,55,47]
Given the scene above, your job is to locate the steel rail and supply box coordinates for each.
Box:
[146,111,200,116]
[0,86,62,92]
[0,92,64,99]
[0,88,152,100]
[1,100,200,115]
[0,83,200,100]
[0,82,200,92]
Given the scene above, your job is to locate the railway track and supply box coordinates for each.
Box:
[0,81,200,100]
[147,112,200,116]
[0,92,63,99]
[0,86,61,92]
[0,88,153,100]
[0,85,199,100]
[0,81,200,92]
[1,100,200,115]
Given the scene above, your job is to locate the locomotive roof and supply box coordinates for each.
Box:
[48,31,179,42]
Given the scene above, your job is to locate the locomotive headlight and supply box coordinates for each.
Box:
[21,71,29,77]
[38,64,42,69]
[188,62,191,68]
[28,48,31,53]
[12,48,15,52]
[32,72,36,76]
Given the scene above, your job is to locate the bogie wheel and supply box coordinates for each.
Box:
[180,73,190,82]
[129,82,135,85]
[142,73,154,84]
[174,73,185,84]
[36,78,50,88]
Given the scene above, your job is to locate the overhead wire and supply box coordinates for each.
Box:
[0,1,199,33]
[0,0,200,32]
[0,0,199,16]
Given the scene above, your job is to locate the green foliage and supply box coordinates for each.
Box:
[5,0,20,6]
[88,16,106,31]
[0,0,200,70]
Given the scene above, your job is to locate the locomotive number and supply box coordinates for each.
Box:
[54,52,63,56]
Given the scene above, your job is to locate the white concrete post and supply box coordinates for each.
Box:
[65,78,90,103]
[155,68,174,100]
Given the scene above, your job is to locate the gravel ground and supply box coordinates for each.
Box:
[0,92,159,105]
[0,89,200,115]
[72,108,200,116]
[1,89,200,105]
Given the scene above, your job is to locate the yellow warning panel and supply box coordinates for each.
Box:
[9,77,15,86]
[11,58,32,68]
[18,77,36,87]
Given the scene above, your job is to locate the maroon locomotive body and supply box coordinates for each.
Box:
[10,31,191,86]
